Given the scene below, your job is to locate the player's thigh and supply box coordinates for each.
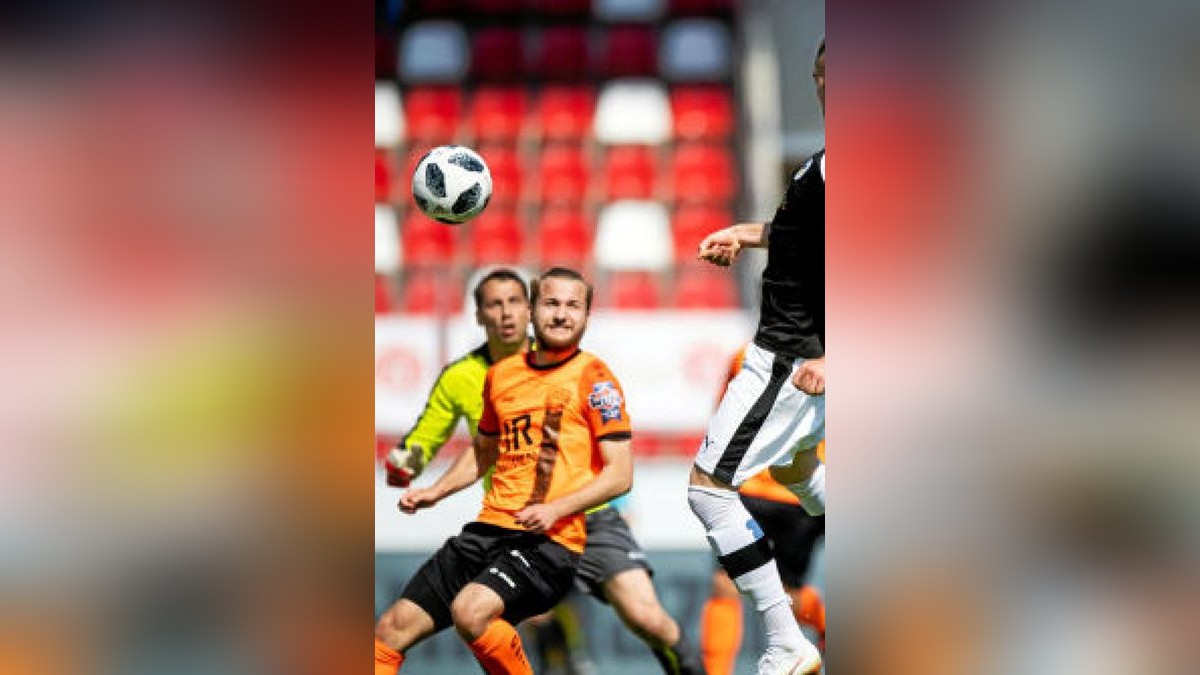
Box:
[450,581,509,633]
[603,567,666,620]
[376,598,437,650]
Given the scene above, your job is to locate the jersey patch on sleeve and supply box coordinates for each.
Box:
[587,381,624,422]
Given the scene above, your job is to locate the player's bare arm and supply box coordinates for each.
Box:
[793,356,825,396]
[398,434,496,514]
[697,223,769,267]
[514,437,633,533]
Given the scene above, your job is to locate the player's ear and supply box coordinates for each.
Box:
[475,308,485,327]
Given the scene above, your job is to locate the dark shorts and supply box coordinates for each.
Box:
[740,494,825,587]
[574,508,653,602]
[400,522,580,632]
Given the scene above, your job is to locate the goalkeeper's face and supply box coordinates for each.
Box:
[532,277,589,351]
[476,279,531,347]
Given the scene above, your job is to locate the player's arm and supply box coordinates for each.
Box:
[697,222,769,267]
[515,436,633,533]
[385,369,462,487]
[398,433,497,514]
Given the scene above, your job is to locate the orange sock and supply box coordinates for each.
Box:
[795,585,826,649]
[374,638,404,675]
[468,619,533,675]
[700,596,743,675]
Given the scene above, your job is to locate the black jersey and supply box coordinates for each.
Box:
[753,150,824,359]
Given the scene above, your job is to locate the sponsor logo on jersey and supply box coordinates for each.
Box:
[588,381,623,422]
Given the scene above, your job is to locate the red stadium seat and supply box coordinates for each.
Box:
[375,150,393,203]
[525,0,590,17]
[469,0,523,14]
[375,274,395,314]
[401,269,464,314]
[413,0,468,14]
[402,211,458,267]
[535,207,592,267]
[667,0,734,16]
[673,264,737,308]
[530,27,590,81]
[602,146,658,200]
[476,143,523,205]
[533,85,595,141]
[672,205,729,262]
[596,26,658,78]
[607,270,663,309]
[471,28,524,81]
[469,86,528,142]
[670,143,737,204]
[535,144,591,205]
[468,210,524,265]
[671,86,735,141]
[404,87,462,143]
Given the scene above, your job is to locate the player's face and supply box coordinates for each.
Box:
[813,49,825,116]
[532,277,589,351]
[476,279,531,347]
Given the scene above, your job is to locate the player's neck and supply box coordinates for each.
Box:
[488,337,530,364]
[532,342,579,366]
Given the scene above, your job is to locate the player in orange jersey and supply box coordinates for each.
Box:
[699,346,825,675]
[374,268,635,675]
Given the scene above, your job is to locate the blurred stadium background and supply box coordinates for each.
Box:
[374,0,824,672]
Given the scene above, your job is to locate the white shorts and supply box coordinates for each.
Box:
[694,342,824,486]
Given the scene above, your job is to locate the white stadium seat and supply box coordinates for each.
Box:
[659,19,732,81]
[593,79,672,145]
[375,204,402,274]
[593,200,674,271]
[375,81,404,147]
[594,0,665,23]
[398,21,468,83]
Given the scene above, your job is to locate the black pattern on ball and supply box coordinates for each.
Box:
[435,216,459,224]
[448,152,484,172]
[452,183,482,216]
[425,163,446,198]
[413,193,432,214]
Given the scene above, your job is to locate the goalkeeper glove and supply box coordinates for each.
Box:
[385,442,426,488]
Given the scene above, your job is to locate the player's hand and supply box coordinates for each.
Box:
[398,487,441,514]
[514,503,562,534]
[697,227,742,267]
[793,357,825,395]
[385,443,426,488]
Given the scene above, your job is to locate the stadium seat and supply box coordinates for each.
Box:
[375,150,392,203]
[404,87,462,142]
[398,21,469,83]
[376,274,396,314]
[670,86,734,141]
[377,205,402,274]
[594,201,673,271]
[402,269,465,315]
[529,26,590,81]
[476,143,523,205]
[401,210,458,267]
[596,26,658,78]
[605,270,663,309]
[660,19,732,81]
[594,0,665,22]
[535,208,592,268]
[469,86,527,142]
[535,144,591,204]
[469,0,524,15]
[471,28,524,81]
[672,205,729,262]
[594,79,672,145]
[670,143,737,204]
[674,263,737,308]
[525,0,590,16]
[412,0,469,14]
[602,145,658,200]
[667,0,734,16]
[533,85,595,141]
[468,209,524,265]
[375,81,404,147]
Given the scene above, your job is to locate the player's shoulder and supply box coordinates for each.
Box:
[439,343,491,383]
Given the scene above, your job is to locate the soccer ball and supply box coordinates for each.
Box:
[411,145,493,224]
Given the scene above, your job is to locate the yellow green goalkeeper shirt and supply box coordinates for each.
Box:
[401,341,610,513]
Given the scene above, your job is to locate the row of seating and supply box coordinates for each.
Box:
[383,0,735,27]
[379,20,731,83]
[377,265,737,314]
[376,142,737,206]
[376,202,730,271]
[377,82,734,146]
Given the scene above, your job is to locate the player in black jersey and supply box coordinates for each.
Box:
[686,38,825,675]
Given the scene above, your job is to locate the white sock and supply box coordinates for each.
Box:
[788,463,825,515]
[687,485,805,648]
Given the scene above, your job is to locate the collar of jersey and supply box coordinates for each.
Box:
[525,347,581,371]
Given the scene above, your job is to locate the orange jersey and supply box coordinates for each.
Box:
[720,345,826,505]
[477,350,632,553]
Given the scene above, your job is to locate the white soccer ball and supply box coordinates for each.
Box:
[411,145,493,224]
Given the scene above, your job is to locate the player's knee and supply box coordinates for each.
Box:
[375,605,411,649]
[450,592,494,639]
[687,483,737,525]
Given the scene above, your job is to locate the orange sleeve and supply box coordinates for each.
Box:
[477,367,500,436]
[579,359,632,441]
